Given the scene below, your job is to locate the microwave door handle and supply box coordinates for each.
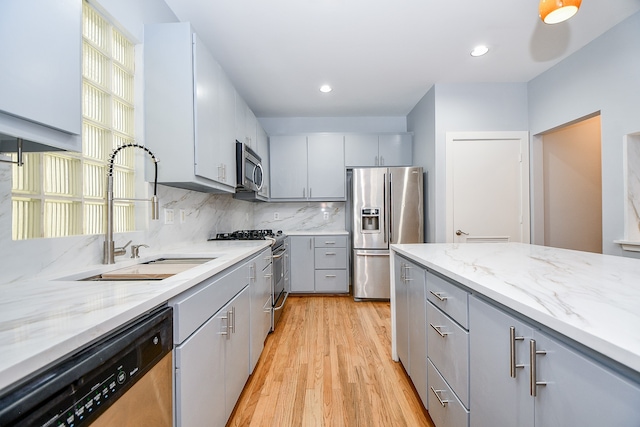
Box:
[254,163,264,190]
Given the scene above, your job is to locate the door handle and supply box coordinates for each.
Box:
[455,229,469,236]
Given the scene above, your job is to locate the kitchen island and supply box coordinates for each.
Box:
[0,240,270,393]
[391,242,640,427]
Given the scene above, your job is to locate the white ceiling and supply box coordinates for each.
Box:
[163,0,640,118]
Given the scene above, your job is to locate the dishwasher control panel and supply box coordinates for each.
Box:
[0,307,172,427]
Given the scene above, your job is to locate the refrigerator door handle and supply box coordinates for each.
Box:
[383,173,387,243]
[388,172,393,244]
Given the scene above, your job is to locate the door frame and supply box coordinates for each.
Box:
[445,131,531,243]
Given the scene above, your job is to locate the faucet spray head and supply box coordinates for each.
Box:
[151,195,159,220]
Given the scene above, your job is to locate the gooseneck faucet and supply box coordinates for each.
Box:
[104,143,160,264]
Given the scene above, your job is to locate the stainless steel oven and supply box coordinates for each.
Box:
[209,229,289,331]
[235,141,263,192]
[271,238,288,330]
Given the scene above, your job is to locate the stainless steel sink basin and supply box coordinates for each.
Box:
[142,257,216,265]
[78,257,216,281]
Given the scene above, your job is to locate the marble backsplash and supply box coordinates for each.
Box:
[0,160,347,284]
[254,201,347,233]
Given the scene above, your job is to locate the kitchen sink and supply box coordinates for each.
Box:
[78,257,216,281]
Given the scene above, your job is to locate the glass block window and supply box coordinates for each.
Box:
[9,2,137,240]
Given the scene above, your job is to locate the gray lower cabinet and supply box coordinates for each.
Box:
[394,254,428,407]
[171,258,254,427]
[470,295,640,427]
[290,235,349,293]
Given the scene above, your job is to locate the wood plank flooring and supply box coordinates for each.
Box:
[228,296,435,427]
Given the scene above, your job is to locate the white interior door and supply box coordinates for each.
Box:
[446,132,530,243]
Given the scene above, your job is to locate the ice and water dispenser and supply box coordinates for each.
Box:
[361,208,380,233]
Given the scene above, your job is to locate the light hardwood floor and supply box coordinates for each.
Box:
[228,296,435,427]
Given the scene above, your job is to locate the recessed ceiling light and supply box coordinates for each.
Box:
[470,45,489,57]
[319,84,332,93]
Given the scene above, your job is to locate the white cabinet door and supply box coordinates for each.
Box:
[174,305,226,427]
[469,296,534,427]
[218,69,237,187]
[344,134,378,167]
[0,0,81,142]
[234,92,247,145]
[307,134,345,199]
[378,134,412,166]
[193,34,220,183]
[407,260,427,406]
[270,135,308,199]
[144,23,234,193]
[224,286,250,420]
[290,236,315,292]
[394,255,410,370]
[533,330,640,427]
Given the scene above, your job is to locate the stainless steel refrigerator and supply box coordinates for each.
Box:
[352,167,423,300]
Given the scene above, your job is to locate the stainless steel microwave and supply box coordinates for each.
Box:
[236,141,263,192]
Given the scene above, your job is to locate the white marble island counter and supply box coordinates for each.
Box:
[0,240,270,393]
[391,242,640,374]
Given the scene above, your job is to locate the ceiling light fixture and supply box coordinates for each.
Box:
[539,0,582,24]
[470,45,489,57]
[319,84,332,93]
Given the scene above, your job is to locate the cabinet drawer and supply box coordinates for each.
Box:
[314,248,347,269]
[255,248,272,272]
[427,271,469,329]
[314,270,348,293]
[428,360,469,427]
[427,302,470,408]
[171,263,246,344]
[315,236,347,248]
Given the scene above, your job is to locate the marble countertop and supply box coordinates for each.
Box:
[0,240,270,393]
[284,230,349,236]
[391,242,640,373]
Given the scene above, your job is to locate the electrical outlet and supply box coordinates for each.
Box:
[179,209,186,224]
[274,212,280,220]
[164,209,174,225]
[323,212,329,220]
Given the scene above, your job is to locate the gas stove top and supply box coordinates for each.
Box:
[209,229,284,242]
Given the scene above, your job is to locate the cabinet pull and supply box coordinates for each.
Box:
[430,386,449,407]
[303,188,306,198]
[380,155,385,166]
[375,155,379,166]
[399,262,405,281]
[429,290,447,301]
[325,252,336,256]
[324,241,336,245]
[220,314,230,337]
[325,274,337,278]
[230,307,236,334]
[510,326,525,378]
[403,265,412,282]
[529,339,547,396]
[430,323,449,338]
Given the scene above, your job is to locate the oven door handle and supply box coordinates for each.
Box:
[272,251,285,259]
[273,291,289,312]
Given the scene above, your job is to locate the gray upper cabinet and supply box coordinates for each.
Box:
[270,134,345,201]
[0,0,81,152]
[256,125,270,198]
[236,94,257,150]
[144,23,235,193]
[345,133,412,167]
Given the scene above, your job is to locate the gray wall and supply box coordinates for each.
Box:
[528,11,640,257]
[408,83,529,243]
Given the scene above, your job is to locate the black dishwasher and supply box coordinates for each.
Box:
[0,306,173,427]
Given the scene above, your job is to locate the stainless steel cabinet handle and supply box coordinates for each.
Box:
[429,290,448,301]
[324,241,336,245]
[230,307,236,334]
[325,252,336,256]
[430,323,449,338]
[303,188,305,198]
[400,262,405,281]
[430,386,449,407]
[264,273,273,278]
[403,265,412,281]
[375,155,379,166]
[220,314,230,337]
[325,274,337,278]
[309,188,312,198]
[529,339,547,396]
[509,326,525,378]
[380,156,385,166]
